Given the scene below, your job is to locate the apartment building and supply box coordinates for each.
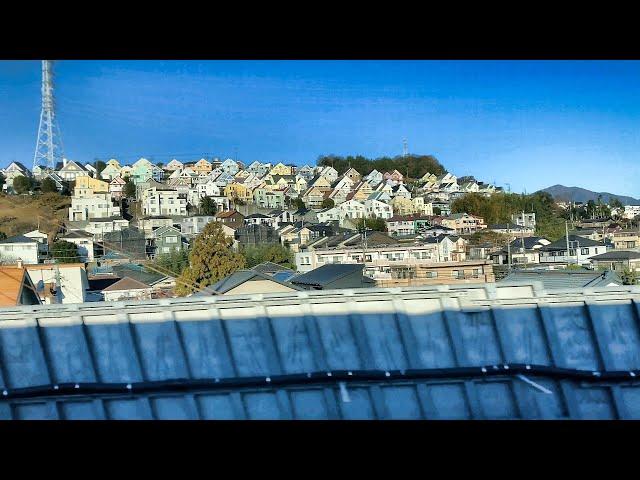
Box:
[441,213,487,234]
[69,194,121,221]
[141,187,187,216]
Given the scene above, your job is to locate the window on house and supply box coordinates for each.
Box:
[581,248,589,255]
[452,270,462,279]
[426,271,437,278]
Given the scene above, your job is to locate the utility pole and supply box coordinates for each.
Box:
[507,224,512,271]
[565,220,571,266]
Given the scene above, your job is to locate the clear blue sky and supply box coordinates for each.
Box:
[1,60,640,196]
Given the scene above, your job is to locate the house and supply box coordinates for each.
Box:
[390,196,415,216]
[60,230,95,262]
[383,170,404,184]
[589,251,640,273]
[100,159,122,181]
[253,188,285,209]
[539,235,606,266]
[391,183,411,200]
[0,266,41,306]
[386,216,417,236]
[192,158,212,175]
[0,235,40,264]
[441,213,487,234]
[317,166,338,183]
[427,201,451,216]
[215,210,245,230]
[25,263,89,304]
[301,186,329,208]
[349,181,374,202]
[152,226,187,257]
[609,230,640,249]
[164,159,184,172]
[67,217,130,240]
[268,210,295,229]
[109,176,126,201]
[102,276,154,302]
[511,212,536,229]
[224,182,253,203]
[3,162,30,193]
[488,223,535,237]
[180,215,215,236]
[364,199,393,219]
[220,159,240,175]
[141,186,187,217]
[75,175,110,194]
[244,213,273,227]
[56,159,87,182]
[297,165,315,181]
[290,264,376,290]
[69,194,121,221]
[419,225,457,237]
[24,229,49,260]
[501,269,623,289]
[364,169,383,187]
[269,162,293,176]
[342,167,362,183]
[195,270,302,296]
[490,236,551,265]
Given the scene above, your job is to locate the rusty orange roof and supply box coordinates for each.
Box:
[0,267,28,307]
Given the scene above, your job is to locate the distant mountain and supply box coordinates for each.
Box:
[538,184,640,205]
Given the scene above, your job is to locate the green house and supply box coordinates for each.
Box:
[152,226,187,256]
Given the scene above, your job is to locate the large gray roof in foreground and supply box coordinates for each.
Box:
[2,282,640,419]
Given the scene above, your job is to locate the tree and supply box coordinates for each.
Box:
[433,207,442,216]
[321,198,335,209]
[94,160,107,178]
[51,240,81,263]
[292,197,305,210]
[354,216,387,232]
[317,153,446,179]
[123,179,136,199]
[0,172,5,189]
[0,232,6,241]
[41,177,58,193]
[12,175,33,194]
[175,222,245,296]
[621,267,638,285]
[156,161,164,168]
[241,244,294,269]
[148,247,190,277]
[200,196,217,216]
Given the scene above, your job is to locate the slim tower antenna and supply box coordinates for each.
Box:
[33,60,64,172]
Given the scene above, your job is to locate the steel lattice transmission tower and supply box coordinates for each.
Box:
[32,60,64,172]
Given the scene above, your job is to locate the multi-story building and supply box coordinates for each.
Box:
[69,194,121,221]
[253,188,285,209]
[441,213,486,234]
[538,235,606,266]
[386,216,416,236]
[364,199,393,219]
[511,212,537,229]
[141,187,187,217]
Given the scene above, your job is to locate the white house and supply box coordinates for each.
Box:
[0,235,40,265]
[141,187,187,216]
[69,195,121,221]
[220,159,240,175]
[57,159,87,182]
[102,277,153,302]
[364,169,383,187]
[364,199,393,219]
[26,264,90,305]
[60,230,95,262]
[539,235,606,266]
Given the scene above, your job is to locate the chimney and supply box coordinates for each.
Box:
[63,158,68,167]
[16,258,23,269]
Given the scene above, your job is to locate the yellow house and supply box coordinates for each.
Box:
[75,175,110,193]
[309,175,332,190]
[224,182,253,202]
[235,170,250,179]
[391,196,414,216]
[269,162,293,176]
[412,196,433,215]
[294,176,308,194]
[193,158,212,174]
[351,181,373,202]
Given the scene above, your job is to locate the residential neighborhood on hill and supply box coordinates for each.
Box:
[1,152,640,308]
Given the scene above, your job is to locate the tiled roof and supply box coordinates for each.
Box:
[3,284,640,418]
[102,276,152,292]
[0,267,28,306]
[590,251,640,261]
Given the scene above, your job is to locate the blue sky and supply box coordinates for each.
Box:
[1,60,640,196]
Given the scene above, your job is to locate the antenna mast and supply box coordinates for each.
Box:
[33,60,64,172]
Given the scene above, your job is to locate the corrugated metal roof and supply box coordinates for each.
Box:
[501,270,622,289]
[2,283,640,419]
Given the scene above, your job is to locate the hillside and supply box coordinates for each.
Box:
[317,154,447,179]
[538,185,639,205]
[0,193,71,240]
